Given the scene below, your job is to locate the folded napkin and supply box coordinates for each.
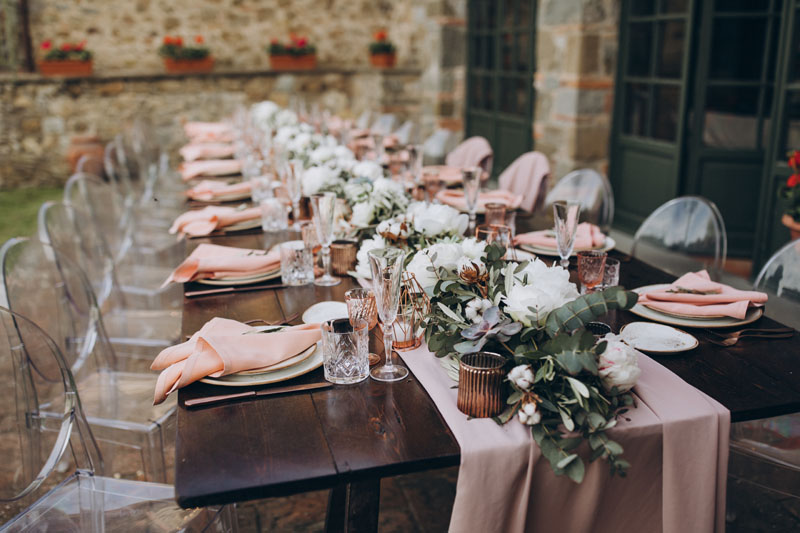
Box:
[164,243,280,285]
[179,142,236,162]
[514,222,606,251]
[183,121,235,143]
[186,180,252,201]
[169,206,261,237]
[424,165,463,185]
[638,270,768,320]
[179,159,242,181]
[151,318,321,404]
[436,188,523,211]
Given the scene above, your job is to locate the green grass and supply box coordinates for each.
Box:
[0,187,64,243]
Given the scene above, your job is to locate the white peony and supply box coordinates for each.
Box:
[408,202,468,238]
[517,402,542,425]
[351,161,384,181]
[508,364,535,390]
[465,297,493,323]
[302,166,340,196]
[309,146,337,166]
[344,179,372,205]
[350,202,376,228]
[354,235,387,279]
[597,334,641,393]
[250,100,281,131]
[333,145,355,161]
[274,125,300,146]
[502,258,579,327]
[461,237,487,261]
[274,108,299,128]
[407,242,463,290]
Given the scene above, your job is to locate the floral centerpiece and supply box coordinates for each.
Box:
[38,40,93,77]
[369,30,396,68]
[269,35,317,70]
[780,150,800,239]
[422,242,641,483]
[159,35,214,73]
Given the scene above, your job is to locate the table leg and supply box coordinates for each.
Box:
[324,479,380,533]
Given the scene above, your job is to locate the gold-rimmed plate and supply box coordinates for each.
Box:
[196,268,281,286]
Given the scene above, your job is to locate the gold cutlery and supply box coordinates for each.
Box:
[185,381,332,408]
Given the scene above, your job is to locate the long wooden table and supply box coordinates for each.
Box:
[174,229,800,528]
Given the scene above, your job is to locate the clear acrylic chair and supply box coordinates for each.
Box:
[422,129,459,165]
[544,168,615,232]
[371,113,397,135]
[393,120,415,145]
[631,196,727,279]
[0,306,236,531]
[0,237,177,484]
[37,202,181,349]
[355,110,372,130]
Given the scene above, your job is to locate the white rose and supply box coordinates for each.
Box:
[274,109,299,128]
[461,237,487,261]
[408,202,468,237]
[333,145,355,161]
[274,125,299,146]
[350,201,376,227]
[309,146,336,165]
[302,166,339,196]
[287,132,313,154]
[598,334,641,393]
[465,297,493,323]
[406,251,439,290]
[351,161,384,181]
[517,402,542,425]
[355,235,386,279]
[407,242,463,290]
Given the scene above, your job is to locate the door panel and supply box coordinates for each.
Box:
[614,145,678,231]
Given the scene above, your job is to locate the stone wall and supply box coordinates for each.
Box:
[533,0,619,178]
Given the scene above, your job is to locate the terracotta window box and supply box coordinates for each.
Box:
[164,56,215,74]
[38,60,93,77]
[270,54,317,70]
[369,52,396,68]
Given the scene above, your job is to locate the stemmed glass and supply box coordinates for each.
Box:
[553,201,581,268]
[310,192,341,286]
[368,247,409,382]
[462,166,482,234]
[282,159,303,230]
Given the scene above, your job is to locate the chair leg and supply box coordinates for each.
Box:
[325,479,380,533]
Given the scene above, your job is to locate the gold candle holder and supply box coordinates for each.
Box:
[457,352,507,418]
[330,240,358,275]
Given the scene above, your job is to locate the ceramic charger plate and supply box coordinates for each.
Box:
[196,268,281,286]
[190,189,252,203]
[619,322,698,354]
[222,217,262,233]
[630,284,764,329]
[518,235,616,258]
[302,301,349,324]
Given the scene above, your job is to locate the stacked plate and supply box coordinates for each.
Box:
[518,231,616,257]
[196,266,280,286]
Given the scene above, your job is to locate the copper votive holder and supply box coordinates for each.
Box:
[457,352,507,418]
[330,240,358,275]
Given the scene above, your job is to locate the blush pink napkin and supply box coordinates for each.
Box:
[169,206,262,237]
[638,270,768,320]
[514,222,605,251]
[424,165,463,185]
[186,180,253,201]
[179,159,242,181]
[445,136,493,171]
[498,152,551,212]
[183,121,235,143]
[163,243,280,285]
[401,345,729,533]
[179,143,236,162]
[151,318,321,404]
[436,189,523,211]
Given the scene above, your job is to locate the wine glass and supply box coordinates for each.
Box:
[553,201,581,269]
[311,192,341,286]
[283,159,303,230]
[368,247,409,382]
[462,166,482,234]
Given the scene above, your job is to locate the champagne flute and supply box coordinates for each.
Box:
[311,192,341,286]
[368,247,408,382]
[462,166,482,234]
[553,201,581,269]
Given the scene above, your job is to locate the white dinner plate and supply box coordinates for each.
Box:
[619,322,698,354]
[222,218,262,233]
[196,268,281,286]
[199,341,322,386]
[190,190,252,203]
[518,236,616,257]
[302,301,349,324]
[630,284,764,329]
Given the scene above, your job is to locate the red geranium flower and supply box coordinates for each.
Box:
[175,36,183,46]
[296,37,308,47]
[40,40,52,51]
[75,40,86,51]
[61,43,72,52]
[789,150,800,169]
[374,30,387,41]
[270,38,279,44]
[195,35,204,44]
[788,174,800,188]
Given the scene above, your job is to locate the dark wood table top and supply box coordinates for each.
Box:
[175,230,800,508]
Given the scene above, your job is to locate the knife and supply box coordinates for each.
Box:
[185,381,332,407]
[185,283,289,298]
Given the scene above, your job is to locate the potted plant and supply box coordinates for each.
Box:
[268,35,317,70]
[159,35,214,73]
[781,150,800,240]
[38,40,93,77]
[369,30,396,68]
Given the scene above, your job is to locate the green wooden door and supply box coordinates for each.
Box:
[684,0,783,257]
[609,0,695,234]
[466,0,536,177]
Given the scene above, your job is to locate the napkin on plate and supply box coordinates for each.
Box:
[179,142,236,162]
[179,159,242,181]
[151,318,321,404]
[638,270,768,320]
[183,121,235,143]
[424,165,463,185]
[514,222,605,251]
[169,206,262,237]
[436,188,523,211]
[163,243,280,285]
[186,180,253,201]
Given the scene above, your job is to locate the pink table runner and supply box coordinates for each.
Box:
[402,345,729,533]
